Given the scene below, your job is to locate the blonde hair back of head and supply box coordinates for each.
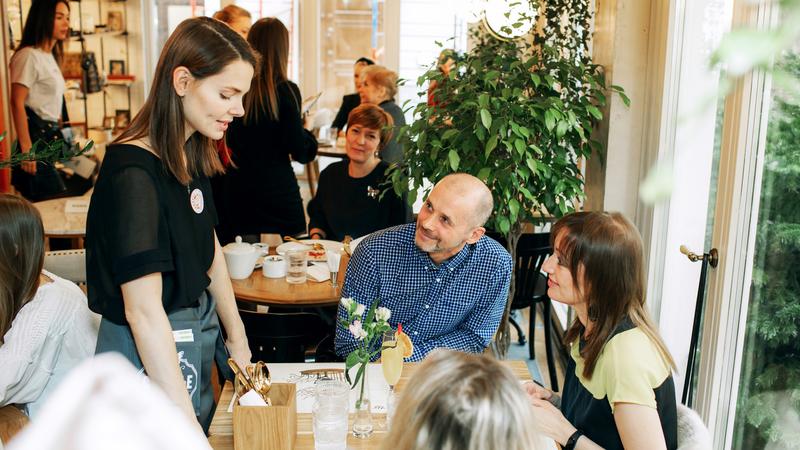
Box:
[382,350,544,450]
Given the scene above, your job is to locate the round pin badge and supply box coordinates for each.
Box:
[189,188,204,214]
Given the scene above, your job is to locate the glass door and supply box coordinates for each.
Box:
[694,1,799,448]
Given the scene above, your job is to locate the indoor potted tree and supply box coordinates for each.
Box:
[389,0,628,355]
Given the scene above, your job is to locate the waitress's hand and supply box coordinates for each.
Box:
[21,157,36,175]
[226,338,252,370]
[531,397,577,446]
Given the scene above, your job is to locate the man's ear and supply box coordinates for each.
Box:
[173,66,193,97]
[465,226,485,245]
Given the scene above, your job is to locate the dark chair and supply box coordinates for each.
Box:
[489,231,559,392]
[511,232,558,391]
[239,310,329,363]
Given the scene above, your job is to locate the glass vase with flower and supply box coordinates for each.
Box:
[338,297,392,438]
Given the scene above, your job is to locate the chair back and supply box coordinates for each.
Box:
[43,249,86,285]
[676,404,712,450]
[510,233,552,309]
[239,310,328,363]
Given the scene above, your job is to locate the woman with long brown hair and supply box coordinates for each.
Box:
[85,17,256,433]
[525,212,678,450]
[0,194,98,417]
[218,17,317,243]
[9,0,72,200]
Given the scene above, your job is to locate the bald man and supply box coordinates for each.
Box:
[335,173,512,361]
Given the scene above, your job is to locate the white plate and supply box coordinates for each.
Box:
[276,239,344,261]
[349,235,366,254]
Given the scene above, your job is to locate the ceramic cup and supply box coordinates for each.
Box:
[262,255,287,278]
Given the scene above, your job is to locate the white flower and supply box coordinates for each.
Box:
[375,307,391,322]
[354,303,366,316]
[340,297,354,311]
[349,320,367,340]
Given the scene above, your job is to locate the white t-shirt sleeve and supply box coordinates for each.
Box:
[10,47,38,88]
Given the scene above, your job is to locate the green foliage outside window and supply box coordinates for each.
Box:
[734,51,800,449]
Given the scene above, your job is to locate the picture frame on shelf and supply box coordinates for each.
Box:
[107,11,124,32]
[114,110,131,131]
[109,60,125,76]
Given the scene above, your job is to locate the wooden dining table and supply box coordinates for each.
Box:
[207,360,554,450]
[231,253,350,308]
[33,193,91,248]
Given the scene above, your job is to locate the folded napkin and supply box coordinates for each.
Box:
[307,262,330,282]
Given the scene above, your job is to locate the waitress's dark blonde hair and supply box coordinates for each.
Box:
[0,194,45,344]
[553,211,676,378]
[116,17,258,185]
[383,350,544,450]
[346,104,394,151]
[244,17,292,123]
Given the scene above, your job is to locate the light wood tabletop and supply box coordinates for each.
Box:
[231,254,349,308]
[208,360,540,450]
[33,194,90,238]
[317,140,347,159]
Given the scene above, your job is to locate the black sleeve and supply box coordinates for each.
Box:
[383,178,410,228]
[278,81,318,164]
[331,96,350,130]
[307,167,332,236]
[109,166,174,285]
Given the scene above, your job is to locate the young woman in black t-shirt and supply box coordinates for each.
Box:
[524,212,678,450]
[85,17,256,433]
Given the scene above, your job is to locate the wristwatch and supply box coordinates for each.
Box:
[563,430,583,450]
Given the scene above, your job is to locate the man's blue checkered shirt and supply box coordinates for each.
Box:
[334,223,513,361]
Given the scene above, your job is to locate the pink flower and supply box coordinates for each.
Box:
[349,320,367,340]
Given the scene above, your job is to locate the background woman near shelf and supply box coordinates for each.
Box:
[307,104,408,242]
[217,17,318,243]
[357,64,405,165]
[0,194,99,418]
[9,0,89,201]
[85,17,256,433]
[212,4,252,40]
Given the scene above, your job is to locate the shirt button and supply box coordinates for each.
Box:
[449,268,454,272]
[424,304,430,309]
[413,331,418,336]
[436,278,441,282]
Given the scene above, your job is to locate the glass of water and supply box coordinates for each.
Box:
[327,249,342,287]
[313,379,349,450]
[286,250,308,284]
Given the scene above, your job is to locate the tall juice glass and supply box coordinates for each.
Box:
[381,330,403,425]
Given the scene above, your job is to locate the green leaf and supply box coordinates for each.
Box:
[478,93,490,109]
[509,198,520,222]
[442,129,459,141]
[520,186,534,201]
[345,351,359,371]
[480,109,493,130]
[484,135,499,159]
[545,110,556,131]
[618,91,631,107]
[531,73,541,87]
[477,167,492,181]
[514,138,526,155]
[526,157,537,172]
[448,149,460,171]
[587,105,602,120]
[556,121,569,138]
[498,216,510,234]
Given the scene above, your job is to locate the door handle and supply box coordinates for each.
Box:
[680,245,719,268]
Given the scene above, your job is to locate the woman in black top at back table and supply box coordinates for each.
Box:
[307,104,407,242]
[216,17,317,244]
[85,17,255,433]
[331,57,374,131]
[357,65,405,165]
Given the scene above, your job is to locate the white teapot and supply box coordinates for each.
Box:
[222,236,263,280]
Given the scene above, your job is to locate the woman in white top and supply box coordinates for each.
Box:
[9,0,71,200]
[0,193,99,417]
